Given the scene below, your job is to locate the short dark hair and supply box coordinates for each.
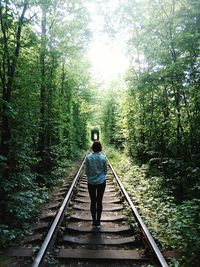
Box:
[92,141,102,152]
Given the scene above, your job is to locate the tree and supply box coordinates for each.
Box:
[0,0,92,230]
[0,0,29,179]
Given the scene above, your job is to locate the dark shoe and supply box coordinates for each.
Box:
[92,221,97,226]
[96,221,101,228]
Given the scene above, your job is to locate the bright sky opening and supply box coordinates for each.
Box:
[86,2,129,85]
[88,38,129,84]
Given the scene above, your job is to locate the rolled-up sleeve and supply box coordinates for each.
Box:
[103,157,107,175]
[85,157,89,176]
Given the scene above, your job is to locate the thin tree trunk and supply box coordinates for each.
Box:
[38,6,47,166]
[168,0,183,157]
[61,60,65,95]
[161,86,170,156]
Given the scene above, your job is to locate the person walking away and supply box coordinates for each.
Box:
[85,141,107,228]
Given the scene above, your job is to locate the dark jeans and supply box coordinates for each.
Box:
[88,181,106,223]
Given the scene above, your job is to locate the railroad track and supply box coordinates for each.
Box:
[6,156,169,267]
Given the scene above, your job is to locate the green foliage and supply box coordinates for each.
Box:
[1,1,200,264]
[106,147,200,266]
[100,0,200,239]
[0,0,92,248]
[7,189,48,222]
[148,157,200,202]
[0,225,18,248]
[100,83,127,148]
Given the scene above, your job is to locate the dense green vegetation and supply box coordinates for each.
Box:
[100,1,200,266]
[0,0,200,266]
[0,0,92,247]
[106,147,199,267]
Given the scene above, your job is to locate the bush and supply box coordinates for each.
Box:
[0,224,18,248]
[7,188,48,223]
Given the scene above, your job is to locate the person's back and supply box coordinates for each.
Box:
[86,152,107,185]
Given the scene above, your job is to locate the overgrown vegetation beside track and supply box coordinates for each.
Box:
[0,0,92,249]
[106,147,200,267]
[0,153,84,249]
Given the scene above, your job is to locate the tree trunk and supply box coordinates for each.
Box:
[168,0,183,157]
[38,6,47,169]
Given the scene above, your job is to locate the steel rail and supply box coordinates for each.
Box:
[32,156,86,267]
[109,160,169,267]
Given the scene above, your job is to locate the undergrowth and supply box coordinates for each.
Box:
[106,146,200,267]
[0,150,84,250]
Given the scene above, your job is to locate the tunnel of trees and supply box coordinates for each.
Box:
[0,0,200,266]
